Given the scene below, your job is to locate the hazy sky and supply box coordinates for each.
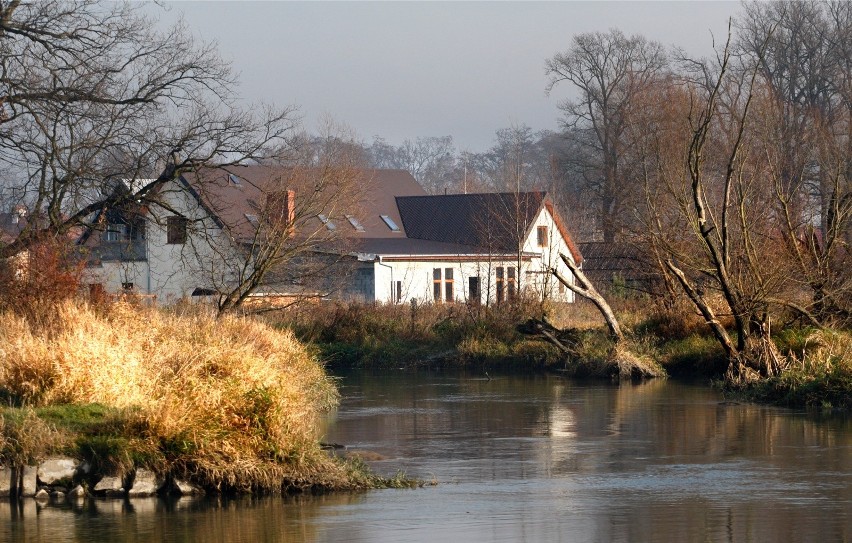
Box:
[163,2,742,152]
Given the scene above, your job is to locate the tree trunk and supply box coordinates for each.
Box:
[551,252,623,342]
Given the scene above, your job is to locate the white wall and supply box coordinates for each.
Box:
[84,179,239,302]
[373,206,577,305]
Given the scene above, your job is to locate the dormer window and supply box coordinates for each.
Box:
[228,173,242,187]
[318,214,336,231]
[104,223,127,242]
[346,215,365,232]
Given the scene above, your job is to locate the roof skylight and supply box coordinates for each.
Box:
[346,215,365,232]
[380,215,400,232]
[244,213,258,226]
[228,173,242,186]
[318,214,336,231]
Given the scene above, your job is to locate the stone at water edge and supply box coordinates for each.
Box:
[0,467,12,497]
[34,488,49,501]
[93,476,124,497]
[173,478,205,496]
[68,485,87,499]
[38,457,77,486]
[127,469,165,497]
[21,466,37,497]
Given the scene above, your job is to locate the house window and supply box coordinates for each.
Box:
[537,226,548,247]
[381,215,401,232]
[468,277,480,304]
[433,268,442,302]
[507,267,517,299]
[559,280,565,295]
[496,267,504,303]
[104,223,127,242]
[444,268,454,302]
[167,216,188,244]
[346,215,365,232]
[122,282,135,291]
[396,280,402,303]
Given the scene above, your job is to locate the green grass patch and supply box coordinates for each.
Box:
[659,334,727,377]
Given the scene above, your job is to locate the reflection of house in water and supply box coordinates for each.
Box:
[548,404,577,438]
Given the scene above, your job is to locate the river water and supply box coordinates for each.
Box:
[3,371,850,542]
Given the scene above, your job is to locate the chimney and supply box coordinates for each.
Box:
[266,189,296,237]
[284,189,295,238]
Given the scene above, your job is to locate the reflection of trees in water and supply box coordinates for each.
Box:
[3,494,370,542]
[5,376,850,543]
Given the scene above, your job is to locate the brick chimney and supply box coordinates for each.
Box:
[266,189,295,237]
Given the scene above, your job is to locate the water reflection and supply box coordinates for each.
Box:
[3,372,850,542]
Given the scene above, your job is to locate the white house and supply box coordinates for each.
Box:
[80,167,583,306]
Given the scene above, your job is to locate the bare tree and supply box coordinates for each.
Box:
[737,1,852,325]
[179,123,369,315]
[663,31,789,383]
[367,136,457,194]
[0,0,293,260]
[546,29,668,243]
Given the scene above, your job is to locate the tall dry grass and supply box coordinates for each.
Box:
[0,300,355,491]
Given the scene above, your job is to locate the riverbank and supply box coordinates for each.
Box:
[277,299,851,410]
[0,300,415,497]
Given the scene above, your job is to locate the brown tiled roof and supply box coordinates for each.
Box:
[182,166,424,242]
[152,166,583,265]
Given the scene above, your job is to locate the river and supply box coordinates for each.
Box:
[3,371,850,542]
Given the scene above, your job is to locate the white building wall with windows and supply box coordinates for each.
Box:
[83,178,238,302]
[364,205,579,305]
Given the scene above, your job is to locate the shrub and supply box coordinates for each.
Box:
[0,237,84,328]
[0,408,62,467]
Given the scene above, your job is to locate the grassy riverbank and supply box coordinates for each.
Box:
[0,300,410,493]
[277,299,851,410]
[737,328,852,410]
[281,301,565,371]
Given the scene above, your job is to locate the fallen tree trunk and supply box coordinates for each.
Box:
[516,256,665,380]
[551,252,623,342]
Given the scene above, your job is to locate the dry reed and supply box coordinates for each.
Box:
[0,300,358,491]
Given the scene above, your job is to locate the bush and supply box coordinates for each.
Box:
[0,237,84,328]
[277,299,551,369]
[0,408,62,467]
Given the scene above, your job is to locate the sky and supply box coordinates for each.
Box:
[162,1,743,153]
